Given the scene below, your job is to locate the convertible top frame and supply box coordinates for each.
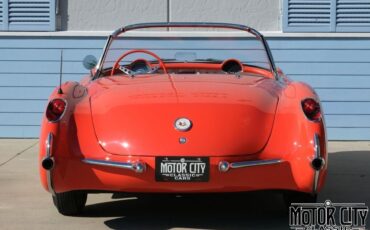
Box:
[93,22,278,80]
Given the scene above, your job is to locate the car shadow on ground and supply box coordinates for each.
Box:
[84,192,288,230]
[80,151,370,230]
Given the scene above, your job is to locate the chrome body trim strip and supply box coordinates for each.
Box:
[45,133,56,196]
[313,133,320,193]
[82,159,146,173]
[314,133,320,160]
[312,133,325,194]
[218,159,283,172]
[231,159,283,169]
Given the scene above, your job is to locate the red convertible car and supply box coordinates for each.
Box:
[39,22,327,215]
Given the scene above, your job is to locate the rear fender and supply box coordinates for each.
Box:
[261,81,327,193]
[39,81,88,192]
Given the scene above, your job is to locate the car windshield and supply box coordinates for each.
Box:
[98,23,275,77]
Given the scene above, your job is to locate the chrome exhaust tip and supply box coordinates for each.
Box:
[42,157,55,171]
[311,157,325,171]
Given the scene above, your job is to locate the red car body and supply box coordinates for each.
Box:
[39,23,327,215]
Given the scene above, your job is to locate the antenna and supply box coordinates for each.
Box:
[58,50,64,94]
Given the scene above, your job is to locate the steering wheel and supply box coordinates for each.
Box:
[110,49,168,76]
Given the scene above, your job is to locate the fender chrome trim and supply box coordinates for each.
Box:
[45,132,56,196]
[218,159,283,172]
[82,159,146,173]
[312,133,325,194]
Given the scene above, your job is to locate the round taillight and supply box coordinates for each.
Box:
[46,99,67,122]
[301,98,321,121]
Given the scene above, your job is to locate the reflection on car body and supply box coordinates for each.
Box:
[39,22,327,216]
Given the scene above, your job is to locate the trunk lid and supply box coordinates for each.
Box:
[89,74,280,156]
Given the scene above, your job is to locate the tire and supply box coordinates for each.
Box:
[52,191,87,216]
[283,191,317,208]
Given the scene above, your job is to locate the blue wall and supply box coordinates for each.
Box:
[0,36,369,140]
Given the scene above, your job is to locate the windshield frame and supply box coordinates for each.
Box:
[93,22,278,80]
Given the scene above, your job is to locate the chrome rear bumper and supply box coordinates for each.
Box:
[82,159,146,173]
[82,157,282,174]
[218,159,283,172]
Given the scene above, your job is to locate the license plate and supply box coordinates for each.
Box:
[155,157,209,182]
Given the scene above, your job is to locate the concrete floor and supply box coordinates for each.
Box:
[0,140,369,230]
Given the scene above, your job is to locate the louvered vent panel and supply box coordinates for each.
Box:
[336,0,370,31]
[0,0,3,24]
[8,0,55,31]
[9,0,50,24]
[288,0,331,26]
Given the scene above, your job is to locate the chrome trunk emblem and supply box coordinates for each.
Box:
[174,118,192,132]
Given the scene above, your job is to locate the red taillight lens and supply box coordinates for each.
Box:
[46,99,66,122]
[302,98,321,121]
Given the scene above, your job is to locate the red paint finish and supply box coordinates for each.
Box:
[39,61,327,197]
[90,74,278,156]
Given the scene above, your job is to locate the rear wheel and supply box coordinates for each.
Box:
[52,191,87,216]
[283,191,317,208]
